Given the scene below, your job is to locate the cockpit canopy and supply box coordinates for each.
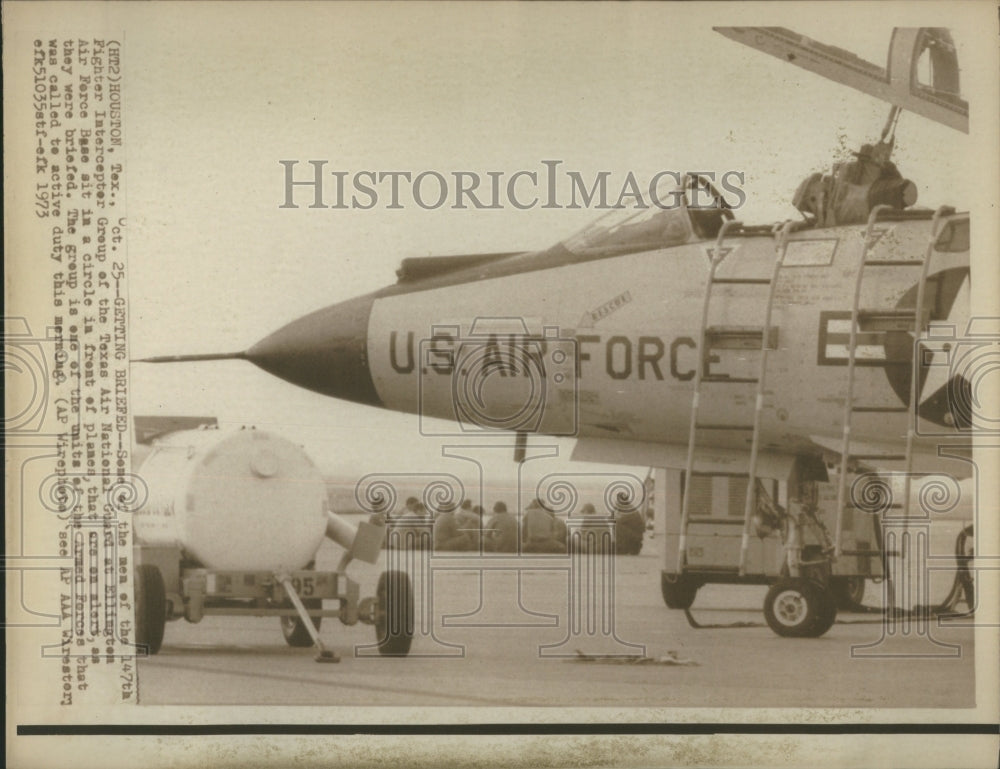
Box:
[560,173,733,257]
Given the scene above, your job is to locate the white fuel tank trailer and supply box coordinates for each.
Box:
[132,425,410,661]
[135,426,328,572]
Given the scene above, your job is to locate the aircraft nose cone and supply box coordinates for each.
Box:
[246,293,381,406]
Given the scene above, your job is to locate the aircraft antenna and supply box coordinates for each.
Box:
[134,351,248,364]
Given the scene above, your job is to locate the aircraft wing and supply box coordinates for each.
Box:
[806,434,973,478]
[573,435,973,481]
[714,27,968,133]
[134,414,218,444]
[571,436,802,480]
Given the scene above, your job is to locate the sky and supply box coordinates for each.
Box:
[11,2,989,486]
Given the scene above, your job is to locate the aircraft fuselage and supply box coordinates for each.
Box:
[243,212,970,463]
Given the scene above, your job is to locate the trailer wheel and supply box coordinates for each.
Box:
[375,570,414,656]
[810,585,838,637]
[763,579,830,638]
[956,524,975,610]
[135,564,167,655]
[281,599,323,648]
[660,573,699,610]
[830,576,867,611]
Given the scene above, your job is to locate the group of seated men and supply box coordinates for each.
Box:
[391,497,646,555]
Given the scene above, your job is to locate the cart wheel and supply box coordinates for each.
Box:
[763,579,830,638]
[135,564,167,655]
[830,576,867,611]
[281,599,323,648]
[375,570,414,656]
[660,572,699,610]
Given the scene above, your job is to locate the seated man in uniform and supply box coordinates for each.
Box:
[410,502,433,549]
[522,499,566,554]
[391,497,434,549]
[455,499,482,550]
[792,141,917,227]
[553,510,568,551]
[484,501,518,553]
[571,502,608,553]
[433,500,474,552]
[614,500,645,556]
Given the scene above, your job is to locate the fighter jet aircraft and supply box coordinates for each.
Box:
[140,27,976,637]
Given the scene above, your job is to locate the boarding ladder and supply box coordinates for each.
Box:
[832,205,955,561]
[676,220,794,574]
